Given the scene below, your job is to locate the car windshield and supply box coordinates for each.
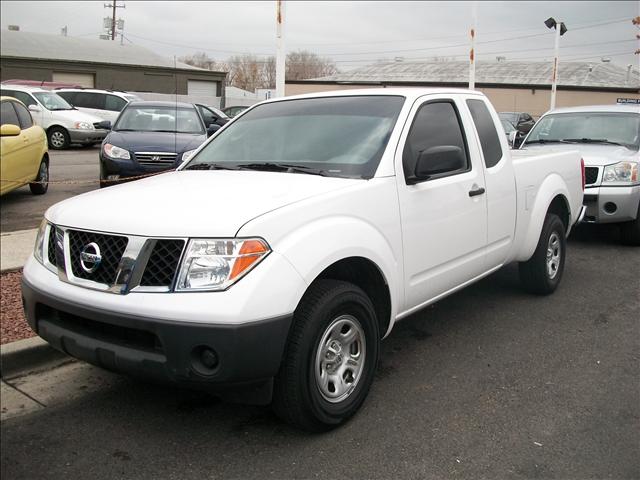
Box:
[524,112,640,150]
[499,112,519,124]
[33,92,73,111]
[185,95,405,179]
[114,106,204,134]
[501,119,516,132]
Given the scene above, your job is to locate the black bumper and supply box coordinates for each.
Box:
[22,279,292,401]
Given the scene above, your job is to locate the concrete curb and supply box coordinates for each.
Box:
[0,336,70,379]
[1,228,38,273]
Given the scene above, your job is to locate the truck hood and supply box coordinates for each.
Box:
[46,170,361,237]
[521,143,639,167]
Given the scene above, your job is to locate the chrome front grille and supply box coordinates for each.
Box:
[135,152,177,167]
[42,225,186,294]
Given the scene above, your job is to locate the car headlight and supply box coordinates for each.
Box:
[602,161,639,184]
[182,149,198,162]
[74,121,94,130]
[176,238,270,291]
[103,143,131,160]
[33,218,48,264]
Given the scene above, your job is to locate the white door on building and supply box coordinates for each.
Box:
[52,72,95,88]
[187,80,218,101]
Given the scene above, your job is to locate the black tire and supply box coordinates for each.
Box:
[29,159,49,195]
[272,279,380,432]
[99,163,109,188]
[519,213,566,295]
[620,203,640,246]
[47,126,70,150]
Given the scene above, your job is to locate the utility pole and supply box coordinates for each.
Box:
[275,0,286,98]
[469,1,477,89]
[104,2,125,40]
[544,17,567,111]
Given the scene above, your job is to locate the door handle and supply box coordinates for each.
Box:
[468,186,485,197]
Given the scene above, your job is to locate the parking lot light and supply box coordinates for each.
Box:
[544,17,568,110]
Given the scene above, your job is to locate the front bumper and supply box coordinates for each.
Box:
[69,129,107,145]
[582,185,640,224]
[22,277,292,396]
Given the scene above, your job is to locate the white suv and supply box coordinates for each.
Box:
[56,89,141,125]
[0,85,107,149]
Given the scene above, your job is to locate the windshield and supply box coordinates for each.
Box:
[501,119,515,132]
[524,112,640,150]
[33,92,73,111]
[499,112,518,124]
[114,106,204,134]
[185,95,405,178]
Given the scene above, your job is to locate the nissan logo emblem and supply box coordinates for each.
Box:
[80,242,102,273]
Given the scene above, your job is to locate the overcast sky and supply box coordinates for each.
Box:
[1,1,638,71]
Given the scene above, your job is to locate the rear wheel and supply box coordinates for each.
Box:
[47,126,69,150]
[29,159,49,195]
[272,280,380,432]
[620,203,640,246]
[519,213,566,295]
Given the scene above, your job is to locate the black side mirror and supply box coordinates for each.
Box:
[411,146,465,183]
[207,123,221,137]
[96,120,112,130]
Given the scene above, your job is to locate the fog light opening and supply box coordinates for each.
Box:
[603,202,617,214]
[191,345,220,376]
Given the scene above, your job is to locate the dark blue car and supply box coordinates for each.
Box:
[99,101,219,187]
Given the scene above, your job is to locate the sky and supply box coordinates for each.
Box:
[1,1,638,72]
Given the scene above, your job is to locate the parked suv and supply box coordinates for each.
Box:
[56,89,141,125]
[520,104,639,245]
[0,85,107,149]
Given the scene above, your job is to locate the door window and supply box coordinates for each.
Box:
[12,102,33,129]
[105,95,127,112]
[402,101,469,182]
[1,90,37,107]
[198,105,218,126]
[0,101,20,127]
[467,99,503,168]
[73,92,105,110]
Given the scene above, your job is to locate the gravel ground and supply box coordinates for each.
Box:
[0,270,34,345]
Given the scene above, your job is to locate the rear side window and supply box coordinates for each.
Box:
[2,90,36,107]
[13,102,33,129]
[467,99,503,168]
[0,101,20,127]
[73,92,105,109]
[56,91,76,105]
[402,101,469,181]
[105,95,127,112]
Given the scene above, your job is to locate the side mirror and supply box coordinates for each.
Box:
[207,123,221,137]
[508,131,517,147]
[28,105,41,113]
[0,124,21,136]
[412,146,465,182]
[96,120,112,130]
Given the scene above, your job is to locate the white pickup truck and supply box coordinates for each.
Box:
[22,89,584,431]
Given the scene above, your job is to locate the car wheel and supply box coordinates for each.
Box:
[519,213,566,295]
[29,159,49,195]
[47,127,69,150]
[620,203,640,246]
[272,279,380,432]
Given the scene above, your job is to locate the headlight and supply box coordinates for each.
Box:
[33,218,48,264]
[74,121,93,130]
[602,161,639,184]
[182,149,198,162]
[103,143,131,160]
[176,238,270,291]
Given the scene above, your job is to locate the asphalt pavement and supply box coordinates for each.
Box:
[1,223,638,480]
[0,146,100,233]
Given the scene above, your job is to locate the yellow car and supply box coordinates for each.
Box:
[1,96,49,196]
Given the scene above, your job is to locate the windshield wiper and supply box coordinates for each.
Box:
[524,139,572,145]
[183,163,243,171]
[563,138,626,147]
[236,162,327,176]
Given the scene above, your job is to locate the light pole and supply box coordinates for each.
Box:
[275,0,286,98]
[544,17,567,110]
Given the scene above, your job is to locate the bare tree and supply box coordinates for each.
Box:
[286,50,338,80]
[178,51,221,70]
[226,54,264,92]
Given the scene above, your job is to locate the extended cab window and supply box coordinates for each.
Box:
[467,99,503,168]
[402,101,469,181]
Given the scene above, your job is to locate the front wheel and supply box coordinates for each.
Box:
[519,213,566,295]
[29,159,49,195]
[47,126,69,150]
[272,280,380,432]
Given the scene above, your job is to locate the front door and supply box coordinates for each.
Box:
[396,96,488,313]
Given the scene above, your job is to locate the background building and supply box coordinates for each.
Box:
[0,29,227,107]
[286,60,640,117]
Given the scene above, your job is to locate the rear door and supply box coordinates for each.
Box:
[1,101,30,191]
[72,92,105,120]
[396,95,488,312]
[12,101,43,179]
